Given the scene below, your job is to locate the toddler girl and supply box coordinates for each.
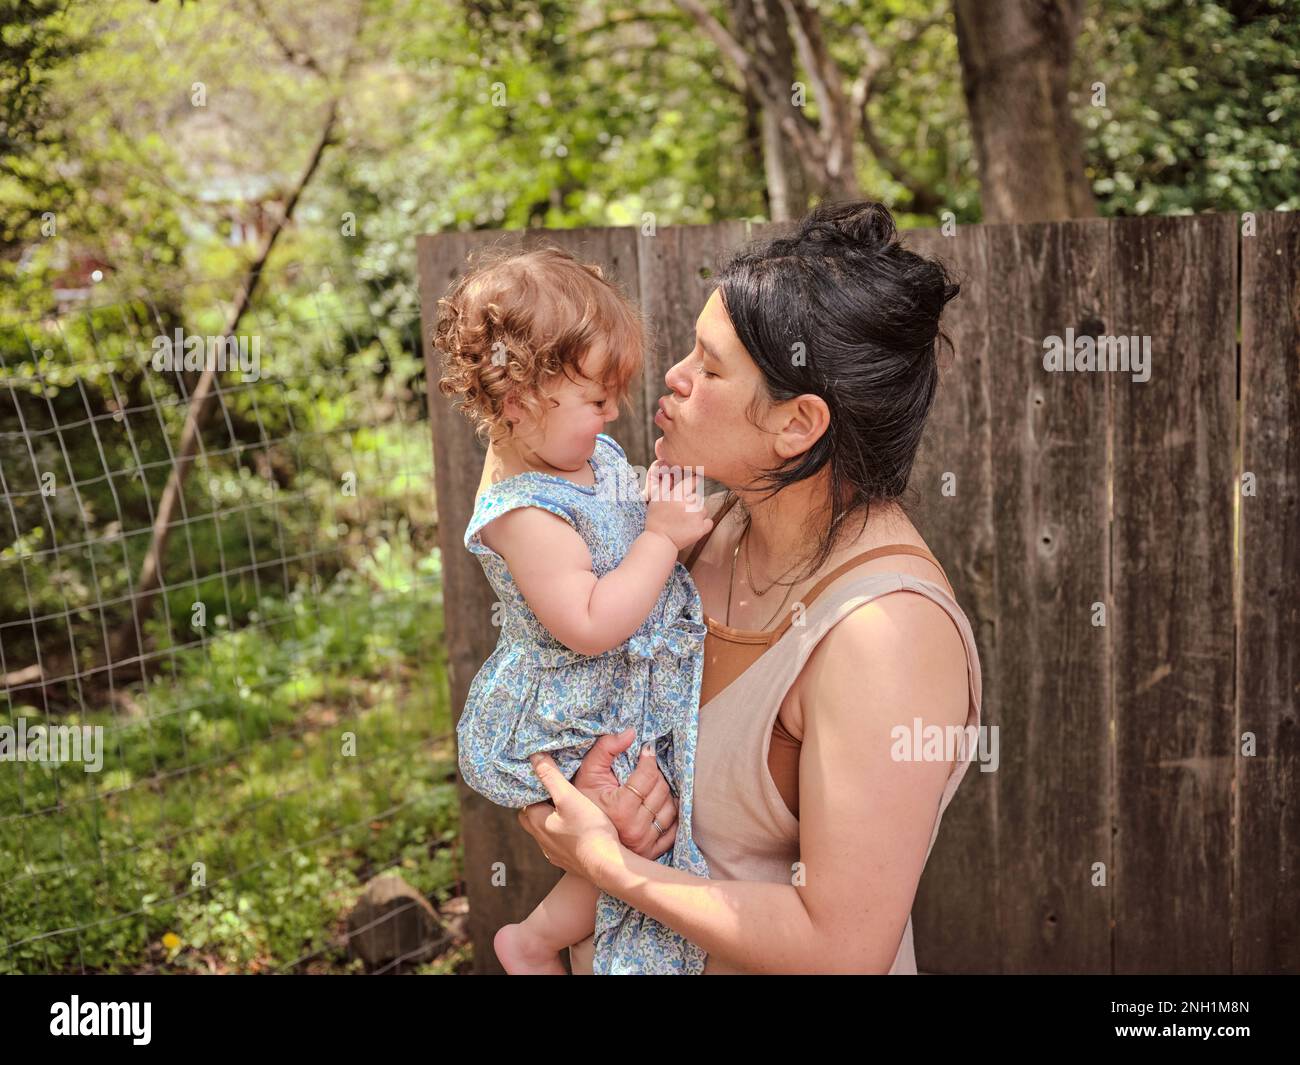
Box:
[435,245,713,975]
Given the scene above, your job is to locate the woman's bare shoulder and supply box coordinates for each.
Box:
[799,587,969,733]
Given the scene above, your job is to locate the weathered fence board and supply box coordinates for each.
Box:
[903,225,1001,973]
[987,219,1114,973]
[1236,210,1300,974]
[1111,214,1238,973]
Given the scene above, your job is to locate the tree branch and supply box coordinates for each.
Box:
[572,10,692,41]
[247,0,327,78]
[848,15,949,212]
[674,0,826,167]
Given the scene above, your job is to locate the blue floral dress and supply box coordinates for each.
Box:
[458,432,709,975]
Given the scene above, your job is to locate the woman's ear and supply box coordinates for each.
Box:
[773,393,832,459]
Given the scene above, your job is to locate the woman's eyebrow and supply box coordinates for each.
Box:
[698,334,725,362]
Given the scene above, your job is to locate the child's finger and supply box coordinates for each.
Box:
[528,752,576,806]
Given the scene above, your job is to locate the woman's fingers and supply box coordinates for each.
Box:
[619,743,679,855]
[646,817,676,860]
[622,741,666,798]
[573,728,633,791]
[648,793,677,839]
[635,796,676,860]
[631,775,672,838]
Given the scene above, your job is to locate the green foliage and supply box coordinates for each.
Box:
[1081,0,1299,213]
[0,548,458,975]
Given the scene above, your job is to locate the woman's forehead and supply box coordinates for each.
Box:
[699,290,743,362]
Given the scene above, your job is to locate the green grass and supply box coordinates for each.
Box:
[0,548,465,974]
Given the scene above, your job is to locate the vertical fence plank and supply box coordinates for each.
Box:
[637,222,751,474]
[985,219,1114,972]
[417,229,546,974]
[1111,213,1238,972]
[904,223,1002,973]
[1236,211,1300,973]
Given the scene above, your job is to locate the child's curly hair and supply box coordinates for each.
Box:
[435,245,645,448]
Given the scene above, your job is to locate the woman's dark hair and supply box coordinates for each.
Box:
[714,199,961,585]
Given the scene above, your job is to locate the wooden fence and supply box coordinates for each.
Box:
[418,212,1298,974]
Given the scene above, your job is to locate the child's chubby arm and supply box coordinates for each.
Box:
[481,511,674,656]
[481,467,712,657]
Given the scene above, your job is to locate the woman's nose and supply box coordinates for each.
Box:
[664,356,689,395]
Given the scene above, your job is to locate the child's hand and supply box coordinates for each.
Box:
[643,461,713,551]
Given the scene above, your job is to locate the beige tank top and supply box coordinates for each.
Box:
[568,502,983,975]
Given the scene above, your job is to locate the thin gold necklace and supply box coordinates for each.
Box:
[726,517,803,630]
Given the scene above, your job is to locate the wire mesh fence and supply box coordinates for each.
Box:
[0,266,463,974]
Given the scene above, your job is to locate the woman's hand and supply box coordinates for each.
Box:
[518,753,623,881]
[571,728,678,860]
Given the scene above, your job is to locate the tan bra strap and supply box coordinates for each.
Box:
[682,493,741,570]
[768,543,951,642]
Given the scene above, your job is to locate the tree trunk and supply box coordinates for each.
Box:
[729,0,810,220]
[952,0,1097,222]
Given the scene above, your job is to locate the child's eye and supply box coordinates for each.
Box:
[698,366,717,379]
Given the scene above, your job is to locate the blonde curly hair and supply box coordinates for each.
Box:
[434,245,645,448]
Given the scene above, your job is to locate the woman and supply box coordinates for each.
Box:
[518,199,982,974]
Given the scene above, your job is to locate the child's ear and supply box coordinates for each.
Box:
[501,391,534,433]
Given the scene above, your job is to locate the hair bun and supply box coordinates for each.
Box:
[798,200,898,250]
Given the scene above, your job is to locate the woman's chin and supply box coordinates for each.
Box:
[655,432,694,469]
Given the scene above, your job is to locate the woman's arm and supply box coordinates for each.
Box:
[524,591,971,973]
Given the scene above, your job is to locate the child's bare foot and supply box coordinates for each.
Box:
[494,923,568,975]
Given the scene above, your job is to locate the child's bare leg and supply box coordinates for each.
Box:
[494,871,599,975]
